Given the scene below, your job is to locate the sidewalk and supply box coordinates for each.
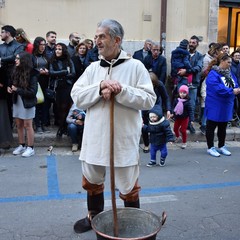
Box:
[12,122,240,148]
[12,125,71,148]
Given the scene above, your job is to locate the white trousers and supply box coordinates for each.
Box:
[82,161,139,195]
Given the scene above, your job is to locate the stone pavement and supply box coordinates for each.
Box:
[1,144,240,239]
[12,121,240,148]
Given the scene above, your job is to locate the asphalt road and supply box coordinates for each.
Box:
[0,141,240,240]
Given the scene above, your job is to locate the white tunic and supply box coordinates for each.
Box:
[71,51,156,167]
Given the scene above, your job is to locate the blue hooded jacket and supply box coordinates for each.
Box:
[143,104,174,145]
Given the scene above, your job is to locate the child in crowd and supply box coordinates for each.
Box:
[171,39,193,88]
[143,104,175,167]
[66,103,86,152]
[173,85,194,149]
[70,108,85,121]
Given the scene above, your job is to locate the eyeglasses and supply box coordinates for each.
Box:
[15,57,20,60]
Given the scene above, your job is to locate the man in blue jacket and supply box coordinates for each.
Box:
[133,39,152,63]
[144,42,167,84]
[0,25,24,126]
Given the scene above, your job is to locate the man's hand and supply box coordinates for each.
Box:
[100,80,122,100]
[76,119,84,125]
[177,69,187,76]
[101,87,112,100]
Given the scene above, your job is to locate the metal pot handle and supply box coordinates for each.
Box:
[161,211,167,226]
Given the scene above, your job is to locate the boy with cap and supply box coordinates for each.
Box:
[143,104,175,167]
[171,39,193,88]
[172,85,194,149]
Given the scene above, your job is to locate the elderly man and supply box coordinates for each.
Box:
[144,42,167,84]
[133,39,152,63]
[71,19,156,233]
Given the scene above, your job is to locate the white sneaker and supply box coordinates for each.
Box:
[22,147,35,157]
[181,143,187,149]
[218,146,231,156]
[13,145,26,155]
[72,144,78,152]
[207,147,220,157]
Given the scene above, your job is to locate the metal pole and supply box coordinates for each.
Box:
[227,7,232,47]
[234,12,240,50]
[160,0,167,54]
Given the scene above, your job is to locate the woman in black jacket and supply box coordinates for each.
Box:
[8,51,37,157]
[71,42,88,82]
[49,43,76,137]
[32,36,50,133]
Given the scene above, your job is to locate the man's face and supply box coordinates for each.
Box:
[46,33,57,45]
[189,39,198,52]
[144,41,152,51]
[94,27,120,60]
[151,45,160,59]
[0,29,9,41]
[71,33,80,46]
[222,45,230,54]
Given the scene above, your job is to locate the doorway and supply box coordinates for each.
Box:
[218,1,240,51]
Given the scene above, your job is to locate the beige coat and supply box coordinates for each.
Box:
[71,51,156,167]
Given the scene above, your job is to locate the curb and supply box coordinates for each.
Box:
[12,125,240,148]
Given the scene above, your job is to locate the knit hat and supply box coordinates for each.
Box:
[1,25,16,37]
[179,39,189,49]
[179,85,189,94]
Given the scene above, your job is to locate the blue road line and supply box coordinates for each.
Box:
[1,154,240,203]
[1,181,240,203]
[47,155,60,197]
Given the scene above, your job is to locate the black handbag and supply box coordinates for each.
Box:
[45,79,56,102]
[45,88,56,101]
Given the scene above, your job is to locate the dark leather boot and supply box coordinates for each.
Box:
[124,199,140,208]
[73,192,104,233]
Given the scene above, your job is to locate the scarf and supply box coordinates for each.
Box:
[212,65,235,88]
[174,98,187,115]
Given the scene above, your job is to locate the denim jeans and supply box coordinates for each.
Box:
[150,143,168,161]
[67,123,84,145]
[188,87,198,113]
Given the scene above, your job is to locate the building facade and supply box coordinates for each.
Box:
[0,0,239,60]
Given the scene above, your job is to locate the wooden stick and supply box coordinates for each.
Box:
[110,94,118,237]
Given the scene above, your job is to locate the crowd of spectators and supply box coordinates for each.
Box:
[1,24,240,157]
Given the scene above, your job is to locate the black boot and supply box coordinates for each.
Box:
[74,192,104,234]
[124,199,140,208]
[56,128,63,137]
